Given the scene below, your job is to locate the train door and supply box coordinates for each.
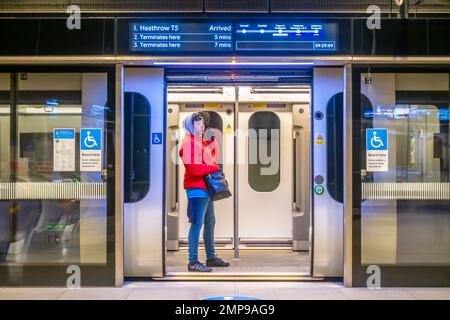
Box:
[124,68,165,277]
[312,68,346,277]
[237,94,293,247]
[237,86,310,256]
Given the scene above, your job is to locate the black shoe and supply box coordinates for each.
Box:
[206,256,230,267]
[188,261,213,272]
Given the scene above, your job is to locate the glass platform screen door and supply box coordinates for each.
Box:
[351,66,450,287]
[0,67,116,286]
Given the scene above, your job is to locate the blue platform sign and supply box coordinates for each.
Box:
[54,128,75,140]
[152,132,163,145]
[80,128,102,150]
[366,128,388,172]
[80,128,102,171]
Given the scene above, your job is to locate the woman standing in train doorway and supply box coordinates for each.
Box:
[179,112,231,272]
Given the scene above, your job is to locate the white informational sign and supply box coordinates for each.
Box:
[366,128,389,172]
[53,128,75,172]
[80,128,102,172]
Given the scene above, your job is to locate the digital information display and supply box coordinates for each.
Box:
[130,22,233,52]
[235,22,337,51]
[129,21,338,53]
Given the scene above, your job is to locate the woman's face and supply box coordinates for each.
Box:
[193,119,205,136]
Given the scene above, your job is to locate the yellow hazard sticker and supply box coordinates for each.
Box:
[315,133,326,145]
[225,123,233,134]
[205,103,221,109]
[249,103,267,108]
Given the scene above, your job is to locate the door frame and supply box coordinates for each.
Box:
[164,81,314,277]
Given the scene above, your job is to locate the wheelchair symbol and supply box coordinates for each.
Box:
[84,131,98,149]
[152,132,162,145]
[370,131,384,149]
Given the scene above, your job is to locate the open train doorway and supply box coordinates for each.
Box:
[123,67,345,281]
[165,80,312,278]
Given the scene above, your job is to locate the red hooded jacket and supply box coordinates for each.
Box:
[179,134,220,190]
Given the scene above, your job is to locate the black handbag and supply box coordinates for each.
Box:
[204,170,232,201]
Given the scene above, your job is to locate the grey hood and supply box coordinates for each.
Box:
[182,113,195,135]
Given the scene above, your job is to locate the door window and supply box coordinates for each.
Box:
[248,111,280,192]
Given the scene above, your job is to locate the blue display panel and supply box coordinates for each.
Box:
[235,22,337,51]
[130,22,233,52]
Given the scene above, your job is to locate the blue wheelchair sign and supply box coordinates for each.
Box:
[152,132,163,145]
[366,129,388,151]
[80,128,102,150]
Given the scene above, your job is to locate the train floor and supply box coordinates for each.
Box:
[166,249,310,275]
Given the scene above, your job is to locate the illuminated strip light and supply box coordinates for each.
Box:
[153,61,314,66]
[251,88,310,94]
[168,88,223,94]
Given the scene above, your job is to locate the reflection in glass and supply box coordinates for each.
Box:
[326,92,373,203]
[0,74,11,263]
[124,92,151,203]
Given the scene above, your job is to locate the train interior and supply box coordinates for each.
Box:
[165,79,312,277]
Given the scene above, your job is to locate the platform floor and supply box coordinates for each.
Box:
[0,282,450,300]
[166,249,310,275]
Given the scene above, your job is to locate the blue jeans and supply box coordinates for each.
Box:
[187,197,216,264]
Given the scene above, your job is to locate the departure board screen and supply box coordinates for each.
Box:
[235,22,338,51]
[130,22,233,52]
